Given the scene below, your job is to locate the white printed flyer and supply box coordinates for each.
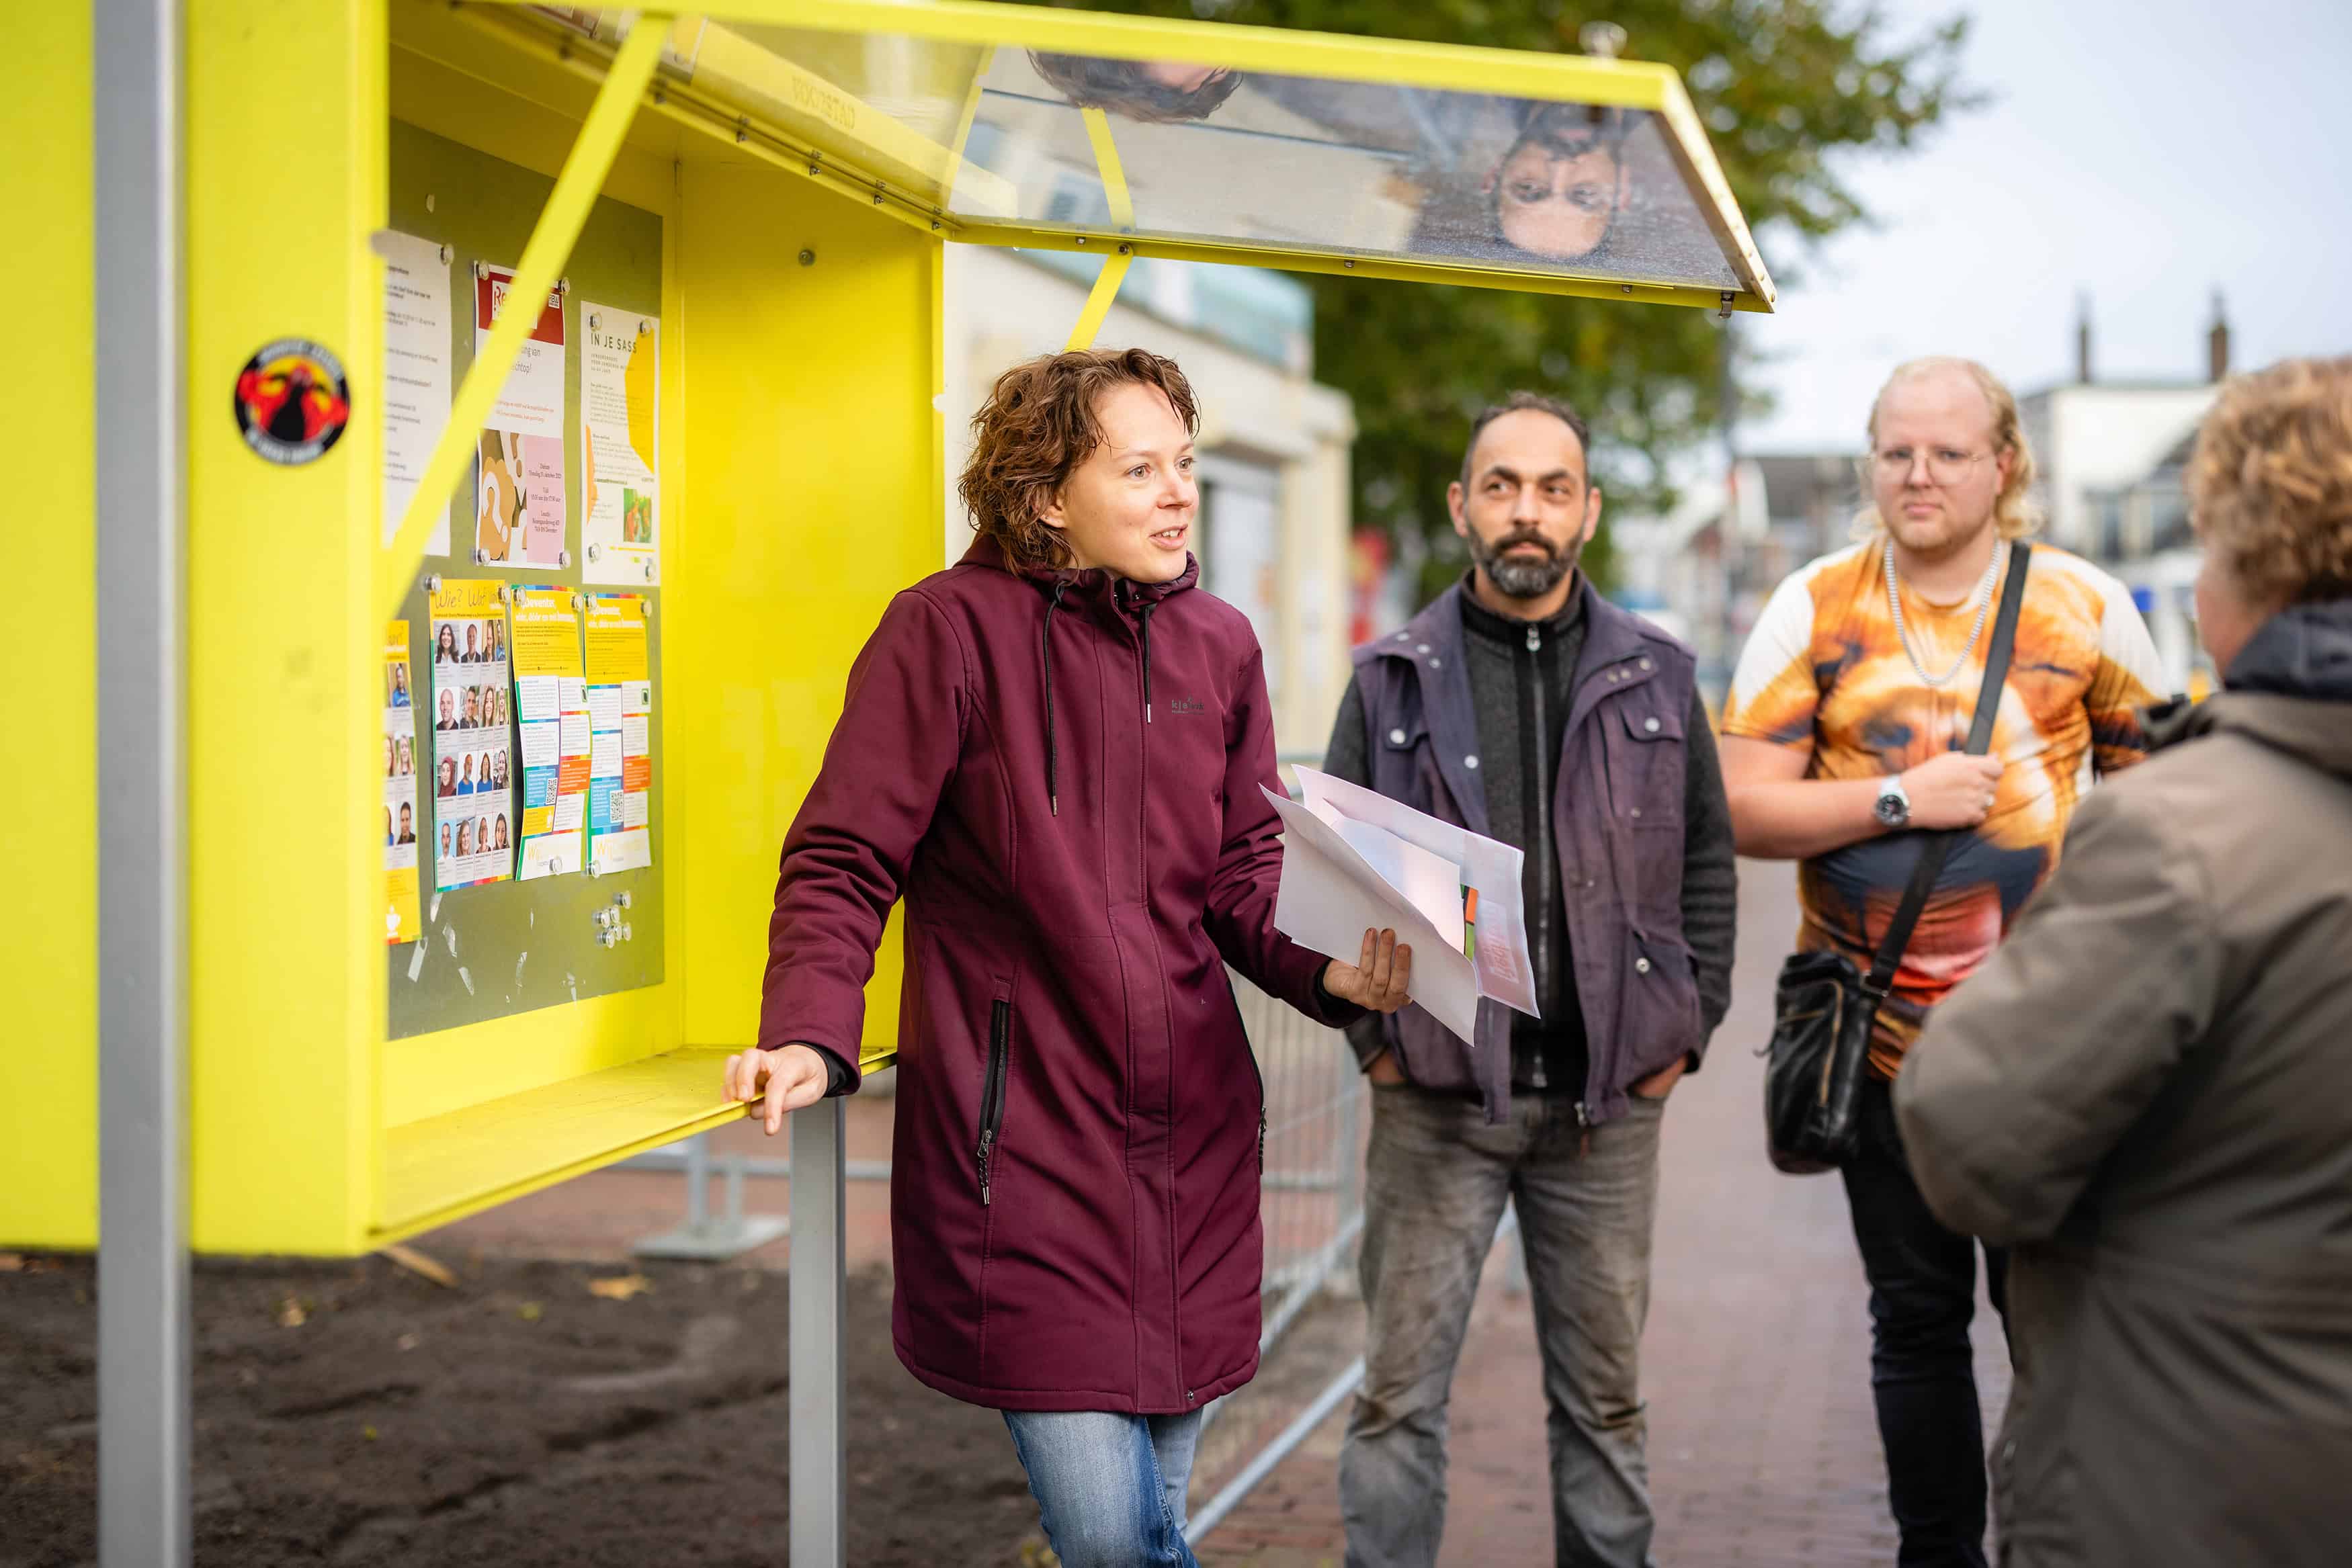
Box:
[1263,766,1538,1048]
[472,265,566,568]
[579,301,659,585]
[379,230,453,552]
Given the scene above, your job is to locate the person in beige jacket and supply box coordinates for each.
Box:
[1895,355,2352,1568]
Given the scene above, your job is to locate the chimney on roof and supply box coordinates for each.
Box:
[2208,290,2232,382]
[2075,291,2094,384]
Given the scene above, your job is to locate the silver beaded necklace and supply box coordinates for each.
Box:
[1884,539,2002,689]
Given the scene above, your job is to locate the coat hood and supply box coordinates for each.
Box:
[2144,599,2352,780]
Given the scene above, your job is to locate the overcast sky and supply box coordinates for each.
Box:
[1735,0,2352,453]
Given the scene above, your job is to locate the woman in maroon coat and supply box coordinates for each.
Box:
[724,349,1411,1566]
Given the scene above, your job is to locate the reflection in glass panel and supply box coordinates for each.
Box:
[955,52,1740,288]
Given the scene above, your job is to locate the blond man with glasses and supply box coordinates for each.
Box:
[1719,357,2165,1567]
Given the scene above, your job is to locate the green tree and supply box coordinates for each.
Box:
[1030,0,1976,599]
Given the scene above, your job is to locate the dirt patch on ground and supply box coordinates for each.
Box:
[1,1253,1036,1567]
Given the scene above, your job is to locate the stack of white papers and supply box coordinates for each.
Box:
[1264,767,1540,1047]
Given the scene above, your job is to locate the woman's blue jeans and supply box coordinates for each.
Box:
[1001,1409,1205,1568]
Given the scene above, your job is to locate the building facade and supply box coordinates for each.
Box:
[941,247,1357,753]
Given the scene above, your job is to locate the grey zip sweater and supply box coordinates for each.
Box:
[1325,575,1737,1092]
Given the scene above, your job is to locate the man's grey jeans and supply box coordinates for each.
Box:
[1340,1084,1665,1568]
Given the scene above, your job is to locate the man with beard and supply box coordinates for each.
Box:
[1320,392,1736,1567]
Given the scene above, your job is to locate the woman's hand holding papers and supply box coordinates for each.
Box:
[1322,926,1414,1014]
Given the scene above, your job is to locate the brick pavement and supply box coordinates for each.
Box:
[423,859,2010,1566]
[1200,859,2010,1567]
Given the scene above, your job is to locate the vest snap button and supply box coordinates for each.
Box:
[1635,957,1652,975]
[1389,728,1407,745]
[1417,643,1431,654]
[1644,716,1661,734]
[1630,807,1642,818]
[1640,658,1653,671]
[1464,755,1479,770]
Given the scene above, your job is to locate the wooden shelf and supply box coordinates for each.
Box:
[377,1047,747,1244]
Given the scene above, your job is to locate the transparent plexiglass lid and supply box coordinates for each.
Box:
[519,3,1775,310]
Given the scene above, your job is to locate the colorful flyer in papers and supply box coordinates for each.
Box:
[382,623,422,943]
[427,578,517,889]
[380,230,453,553]
[579,302,659,585]
[506,585,591,880]
[472,265,566,568]
[583,593,654,875]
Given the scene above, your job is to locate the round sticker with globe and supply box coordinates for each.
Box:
[232,337,351,465]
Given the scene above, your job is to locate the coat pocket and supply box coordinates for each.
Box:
[976,996,1011,1207]
[1623,930,1705,1079]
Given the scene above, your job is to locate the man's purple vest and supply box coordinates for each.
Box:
[1351,578,1707,1126]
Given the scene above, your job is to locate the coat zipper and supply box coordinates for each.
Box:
[976,998,1011,1206]
[1245,1040,1267,1172]
[1525,624,1552,1090]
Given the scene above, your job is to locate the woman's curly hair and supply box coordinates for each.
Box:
[958,349,1199,572]
[2190,355,2352,607]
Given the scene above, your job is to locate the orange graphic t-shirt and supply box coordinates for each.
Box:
[1722,540,2166,1077]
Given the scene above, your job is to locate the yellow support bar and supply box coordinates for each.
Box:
[1065,107,1134,351]
[376,18,667,624]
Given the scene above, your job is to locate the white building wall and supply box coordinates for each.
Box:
[2026,384,2215,553]
[941,246,1356,754]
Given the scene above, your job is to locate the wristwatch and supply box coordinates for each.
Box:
[1874,774,1912,829]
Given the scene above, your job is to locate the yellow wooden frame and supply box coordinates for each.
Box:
[468,0,1777,312]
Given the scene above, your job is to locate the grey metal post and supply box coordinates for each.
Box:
[685,1130,710,1229]
[789,1099,848,1567]
[95,0,188,1564]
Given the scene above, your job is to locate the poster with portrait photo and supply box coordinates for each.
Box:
[382,622,421,943]
[427,578,516,890]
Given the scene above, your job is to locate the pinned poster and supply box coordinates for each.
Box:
[579,302,659,585]
[472,264,567,568]
[427,578,517,889]
[382,623,423,943]
[379,230,453,552]
[583,593,654,875]
[506,585,591,880]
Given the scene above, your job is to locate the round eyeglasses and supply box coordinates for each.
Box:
[1870,446,1997,486]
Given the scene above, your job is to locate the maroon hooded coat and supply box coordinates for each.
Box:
[759,537,1362,1414]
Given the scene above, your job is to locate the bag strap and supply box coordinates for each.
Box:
[1863,541,2033,998]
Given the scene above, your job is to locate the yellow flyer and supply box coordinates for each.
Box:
[507,586,591,880]
[583,593,654,875]
[381,622,422,943]
[427,578,517,889]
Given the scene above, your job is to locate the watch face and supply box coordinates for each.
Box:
[1875,788,1907,826]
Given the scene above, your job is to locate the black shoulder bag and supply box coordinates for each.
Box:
[1763,540,2031,1174]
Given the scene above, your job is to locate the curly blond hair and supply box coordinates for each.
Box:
[2189,356,2352,607]
[1854,356,2044,541]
